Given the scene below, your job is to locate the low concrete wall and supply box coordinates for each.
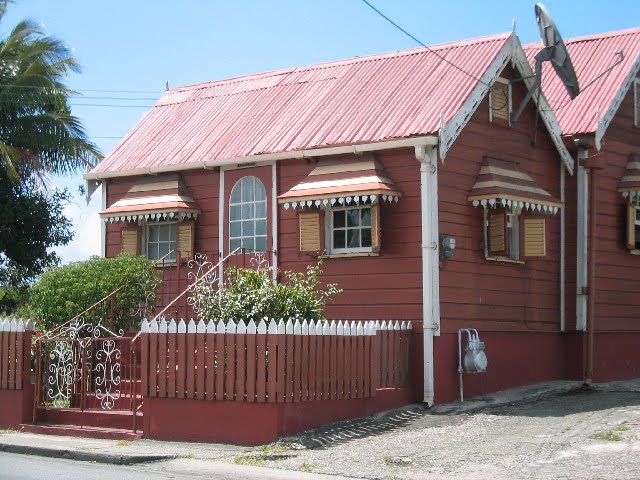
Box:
[0,385,34,428]
[143,387,413,445]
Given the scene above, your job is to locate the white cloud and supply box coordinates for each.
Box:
[50,174,102,264]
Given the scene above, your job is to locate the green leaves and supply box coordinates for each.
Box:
[195,260,342,322]
[28,254,160,332]
[0,2,101,181]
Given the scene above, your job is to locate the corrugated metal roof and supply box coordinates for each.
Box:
[91,33,511,174]
[524,27,640,136]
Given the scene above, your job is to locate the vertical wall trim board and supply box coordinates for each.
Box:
[101,182,107,258]
[271,162,278,283]
[576,150,589,331]
[218,168,225,286]
[560,165,565,331]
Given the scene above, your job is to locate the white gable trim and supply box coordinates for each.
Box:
[439,33,575,175]
[594,55,640,150]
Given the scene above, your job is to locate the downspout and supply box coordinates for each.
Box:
[416,145,440,407]
[580,149,605,385]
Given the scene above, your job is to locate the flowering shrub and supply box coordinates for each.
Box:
[195,261,341,322]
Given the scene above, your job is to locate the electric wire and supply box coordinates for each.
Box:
[359,0,490,87]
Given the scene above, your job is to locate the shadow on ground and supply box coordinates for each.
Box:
[283,406,428,450]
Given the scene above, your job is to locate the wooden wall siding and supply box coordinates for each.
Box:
[0,319,32,391]
[277,151,423,326]
[438,65,563,334]
[139,318,411,402]
[105,170,220,260]
[593,81,640,332]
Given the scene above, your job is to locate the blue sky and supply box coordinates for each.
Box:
[3,0,638,263]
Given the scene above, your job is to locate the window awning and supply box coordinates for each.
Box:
[468,157,562,214]
[100,174,200,223]
[278,156,402,210]
[618,154,640,203]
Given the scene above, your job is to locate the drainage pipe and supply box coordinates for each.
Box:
[416,145,440,407]
[580,152,605,385]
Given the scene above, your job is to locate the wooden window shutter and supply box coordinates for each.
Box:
[490,81,510,123]
[299,212,321,252]
[627,203,636,250]
[371,203,381,252]
[524,218,546,257]
[121,227,141,255]
[489,209,507,256]
[177,221,195,261]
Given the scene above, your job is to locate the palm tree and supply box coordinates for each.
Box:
[0,1,100,181]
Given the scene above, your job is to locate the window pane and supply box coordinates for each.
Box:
[255,219,267,235]
[255,236,267,252]
[159,224,171,241]
[333,210,345,228]
[230,238,241,251]
[242,221,254,236]
[255,182,266,202]
[148,225,158,242]
[242,203,254,220]
[158,242,170,260]
[361,227,372,247]
[255,200,267,218]
[230,221,241,237]
[333,229,345,249]
[347,209,360,227]
[230,184,242,204]
[361,208,371,226]
[230,205,241,221]
[242,237,254,250]
[241,178,254,202]
[347,229,360,248]
[148,243,159,261]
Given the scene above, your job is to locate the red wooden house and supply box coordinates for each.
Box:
[82,28,613,412]
[526,27,640,384]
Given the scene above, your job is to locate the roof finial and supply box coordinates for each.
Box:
[165,80,169,92]
[512,19,516,34]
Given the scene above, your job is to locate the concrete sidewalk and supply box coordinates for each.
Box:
[0,378,637,467]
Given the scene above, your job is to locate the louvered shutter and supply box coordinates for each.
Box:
[299,212,321,252]
[627,203,637,250]
[177,221,195,260]
[524,218,546,257]
[371,203,381,252]
[121,227,141,255]
[489,209,507,256]
[490,82,510,123]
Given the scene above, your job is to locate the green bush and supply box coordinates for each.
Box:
[195,261,341,322]
[28,254,160,333]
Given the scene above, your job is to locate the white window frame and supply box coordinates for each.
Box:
[145,221,177,263]
[326,203,373,254]
[229,176,268,253]
[489,77,512,126]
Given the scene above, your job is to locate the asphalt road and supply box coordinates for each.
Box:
[0,452,354,480]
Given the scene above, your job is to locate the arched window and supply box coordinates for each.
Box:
[229,176,267,252]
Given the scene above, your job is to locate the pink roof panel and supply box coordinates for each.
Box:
[91,33,512,174]
[525,27,640,136]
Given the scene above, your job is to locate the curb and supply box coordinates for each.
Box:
[0,443,173,465]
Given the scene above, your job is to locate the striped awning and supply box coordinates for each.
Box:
[619,154,640,203]
[100,174,200,223]
[278,156,402,210]
[468,157,561,214]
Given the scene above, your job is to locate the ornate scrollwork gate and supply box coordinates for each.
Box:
[35,318,136,412]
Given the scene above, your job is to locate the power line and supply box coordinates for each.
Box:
[69,95,159,101]
[359,0,489,87]
[0,83,163,94]
[69,103,154,108]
